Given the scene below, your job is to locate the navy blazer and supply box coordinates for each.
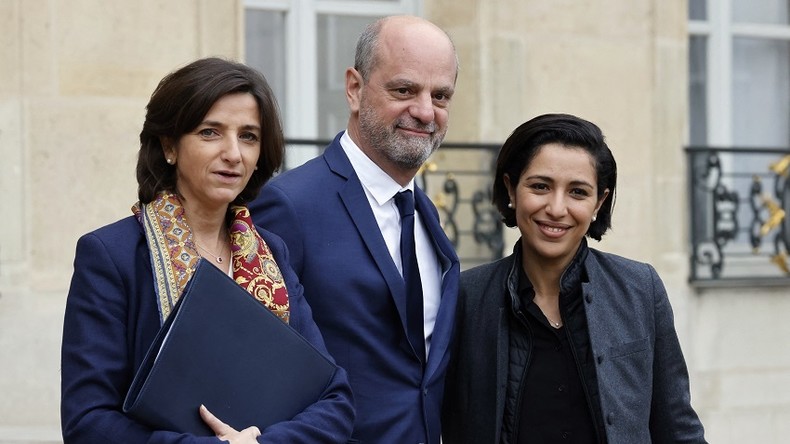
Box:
[249,132,460,444]
[442,244,707,443]
[61,216,354,443]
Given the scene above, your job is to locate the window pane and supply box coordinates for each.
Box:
[733,0,790,25]
[689,36,708,145]
[732,37,790,147]
[245,10,287,119]
[689,0,707,21]
[316,14,383,139]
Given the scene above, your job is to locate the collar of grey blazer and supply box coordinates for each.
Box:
[505,238,590,311]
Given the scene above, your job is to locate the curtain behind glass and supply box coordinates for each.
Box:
[732,37,790,147]
[733,0,789,24]
[245,10,287,120]
[689,36,708,146]
[317,14,383,139]
[689,0,707,21]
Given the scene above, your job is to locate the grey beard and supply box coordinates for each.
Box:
[360,118,443,170]
[386,135,437,170]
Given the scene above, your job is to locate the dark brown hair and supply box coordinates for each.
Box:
[136,57,284,204]
[492,113,617,241]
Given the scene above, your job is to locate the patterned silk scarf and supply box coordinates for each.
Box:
[133,191,290,324]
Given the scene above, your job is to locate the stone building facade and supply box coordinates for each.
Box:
[1,0,788,442]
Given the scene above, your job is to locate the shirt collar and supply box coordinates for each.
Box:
[340,130,415,205]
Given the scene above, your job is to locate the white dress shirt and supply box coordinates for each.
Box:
[340,131,442,357]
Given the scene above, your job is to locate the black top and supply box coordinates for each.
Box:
[515,268,597,444]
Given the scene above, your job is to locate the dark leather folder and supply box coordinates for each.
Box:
[123,259,337,435]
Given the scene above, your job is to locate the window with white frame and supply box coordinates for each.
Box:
[689,0,790,148]
[687,0,790,284]
[244,0,420,167]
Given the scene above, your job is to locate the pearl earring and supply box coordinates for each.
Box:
[592,215,597,222]
[166,158,174,165]
[508,202,513,209]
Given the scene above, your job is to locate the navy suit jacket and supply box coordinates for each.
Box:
[249,132,460,444]
[61,216,354,443]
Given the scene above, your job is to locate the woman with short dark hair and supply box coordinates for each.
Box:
[442,113,706,443]
[61,57,354,443]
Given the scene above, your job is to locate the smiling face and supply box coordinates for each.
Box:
[346,17,457,184]
[505,143,610,269]
[163,92,261,214]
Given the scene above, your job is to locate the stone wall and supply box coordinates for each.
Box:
[433,0,790,442]
[0,0,243,441]
[1,0,788,442]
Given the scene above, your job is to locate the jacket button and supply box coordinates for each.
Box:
[607,413,614,425]
[585,294,592,303]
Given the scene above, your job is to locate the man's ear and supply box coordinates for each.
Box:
[346,67,364,113]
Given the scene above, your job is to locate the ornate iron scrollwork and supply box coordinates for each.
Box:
[691,152,739,279]
[284,139,505,266]
[687,147,790,284]
[471,187,503,259]
[432,172,459,247]
[417,145,505,265]
[767,155,790,273]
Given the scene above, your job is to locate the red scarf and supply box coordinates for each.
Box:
[133,192,290,323]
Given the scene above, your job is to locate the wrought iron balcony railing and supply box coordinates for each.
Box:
[282,139,505,269]
[686,146,790,287]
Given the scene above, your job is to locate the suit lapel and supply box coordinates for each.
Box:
[414,187,460,380]
[323,137,460,373]
[324,139,411,340]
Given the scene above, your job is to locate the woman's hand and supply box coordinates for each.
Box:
[199,404,261,443]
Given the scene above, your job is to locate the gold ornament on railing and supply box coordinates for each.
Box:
[433,173,454,210]
[420,160,444,209]
[771,251,790,274]
[434,191,447,210]
[759,195,786,236]
[417,161,439,176]
[761,155,790,274]
[769,154,790,177]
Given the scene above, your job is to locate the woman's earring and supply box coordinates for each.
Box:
[508,202,514,209]
[166,158,174,165]
[592,214,597,222]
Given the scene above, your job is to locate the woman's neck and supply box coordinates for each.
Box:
[181,198,227,234]
[182,199,230,264]
[520,249,568,300]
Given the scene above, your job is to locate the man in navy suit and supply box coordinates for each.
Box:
[249,15,460,444]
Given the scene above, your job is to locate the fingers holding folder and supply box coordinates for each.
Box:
[200,404,261,443]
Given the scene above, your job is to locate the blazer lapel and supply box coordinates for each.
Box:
[324,139,411,340]
[414,187,460,380]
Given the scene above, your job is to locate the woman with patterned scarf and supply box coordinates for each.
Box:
[60,57,354,443]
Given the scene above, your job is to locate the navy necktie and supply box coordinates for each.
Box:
[394,190,425,364]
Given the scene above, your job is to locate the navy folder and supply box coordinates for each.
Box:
[123,259,337,435]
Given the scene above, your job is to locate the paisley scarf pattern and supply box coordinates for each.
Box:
[133,192,290,324]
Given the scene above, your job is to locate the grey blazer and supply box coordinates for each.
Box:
[442,244,706,443]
